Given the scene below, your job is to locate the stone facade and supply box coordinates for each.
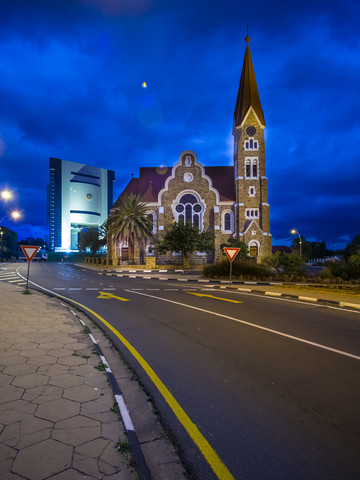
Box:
[108,36,272,265]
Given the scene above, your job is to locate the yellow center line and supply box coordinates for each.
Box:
[51,293,235,480]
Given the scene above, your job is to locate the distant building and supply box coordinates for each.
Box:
[48,158,114,251]
[109,35,271,265]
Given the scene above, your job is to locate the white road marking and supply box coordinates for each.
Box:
[125,289,360,362]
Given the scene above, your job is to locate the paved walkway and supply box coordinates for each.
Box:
[0,280,186,480]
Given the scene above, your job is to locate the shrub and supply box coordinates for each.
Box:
[329,260,360,281]
[203,260,272,280]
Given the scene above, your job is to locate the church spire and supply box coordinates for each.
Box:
[233,34,265,128]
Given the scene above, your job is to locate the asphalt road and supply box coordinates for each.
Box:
[8,262,360,480]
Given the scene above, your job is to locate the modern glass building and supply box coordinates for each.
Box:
[48,158,115,251]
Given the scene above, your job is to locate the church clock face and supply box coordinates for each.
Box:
[246,126,256,136]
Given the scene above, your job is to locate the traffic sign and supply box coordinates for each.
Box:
[20,245,41,262]
[223,247,240,263]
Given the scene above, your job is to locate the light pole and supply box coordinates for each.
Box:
[1,190,12,201]
[291,229,302,260]
[0,229,3,261]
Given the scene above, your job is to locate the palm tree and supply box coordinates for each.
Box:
[107,194,153,264]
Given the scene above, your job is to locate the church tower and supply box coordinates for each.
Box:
[233,35,271,257]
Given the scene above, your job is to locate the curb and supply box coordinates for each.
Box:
[95,271,360,311]
[215,285,360,311]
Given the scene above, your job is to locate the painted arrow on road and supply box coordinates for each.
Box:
[186,292,242,303]
[97,291,130,301]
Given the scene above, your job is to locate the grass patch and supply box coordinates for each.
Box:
[81,326,90,334]
[111,403,120,414]
[95,361,106,371]
[115,439,131,454]
[23,289,32,295]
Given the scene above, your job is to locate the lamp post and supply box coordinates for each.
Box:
[291,229,302,260]
[0,229,3,261]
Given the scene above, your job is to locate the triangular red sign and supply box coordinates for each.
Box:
[223,247,240,262]
[20,245,41,262]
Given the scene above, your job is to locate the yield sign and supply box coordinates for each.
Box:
[223,247,240,262]
[20,245,41,262]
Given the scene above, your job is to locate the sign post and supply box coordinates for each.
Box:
[223,247,240,284]
[20,245,41,293]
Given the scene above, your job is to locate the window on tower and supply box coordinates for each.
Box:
[245,158,258,179]
[245,209,259,219]
[244,137,258,151]
[222,210,233,233]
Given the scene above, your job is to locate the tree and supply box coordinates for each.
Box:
[107,194,153,264]
[262,251,305,275]
[0,226,18,259]
[220,237,248,261]
[78,228,104,255]
[19,237,46,247]
[344,235,360,259]
[157,221,214,261]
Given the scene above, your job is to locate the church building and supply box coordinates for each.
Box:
[109,35,271,264]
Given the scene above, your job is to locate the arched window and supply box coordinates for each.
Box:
[222,210,233,233]
[147,212,156,234]
[245,158,258,179]
[175,193,203,229]
[244,137,259,151]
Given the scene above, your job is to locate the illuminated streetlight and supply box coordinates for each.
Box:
[1,190,12,200]
[0,210,22,224]
[291,228,302,260]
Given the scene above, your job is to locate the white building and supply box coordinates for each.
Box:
[48,157,115,251]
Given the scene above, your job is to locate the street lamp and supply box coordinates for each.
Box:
[291,229,302,260]
[1,190,12,201]
[0,229,3,261]
[0,210,22,224]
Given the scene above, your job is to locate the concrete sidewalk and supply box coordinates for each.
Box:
[0,281,186,480]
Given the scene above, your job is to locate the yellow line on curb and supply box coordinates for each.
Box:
[54,293,235,480]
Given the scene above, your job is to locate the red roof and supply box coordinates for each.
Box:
[113,165,235,207]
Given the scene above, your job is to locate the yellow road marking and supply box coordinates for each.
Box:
[51,293,235,480]
[187,292,242,304]
[97,291,130,301]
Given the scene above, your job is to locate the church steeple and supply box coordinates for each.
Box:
[233,35,265,129]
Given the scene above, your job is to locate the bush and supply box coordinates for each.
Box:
[203,260,272,280]
[328,261,360,281]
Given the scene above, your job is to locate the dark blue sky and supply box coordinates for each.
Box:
[0,0,359,249]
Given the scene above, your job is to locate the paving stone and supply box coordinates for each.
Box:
[75,437,108,458]
[0,422,20,446]
[47,469,97,480]
[0,373,12,386]
[84,371,109,389]
[0,442,17,461]
[71,363,97,375]
[58,355,87,367]
[23,385,63,404]
[63,384,100,402]
[3,363,37,376]
[0,348,20,357]
[12,373,50,388]
[0,384,24,404]
[52,423,100,446]
[0,472,25,480]
[101,421,124,442]
[37,364,69,376]
[101,442,123,467]
[19,348,47,357]
[47,348,75,358]
[0,355,27,366]
[49,373,83,388]
[27,355,57,366]
[20,415,53,435]
[36,398,79,422]
[12,439,73,480]
[2,399,37,415]
[73,452,102,479]
[37,342,65,350]
[16,428,52,449]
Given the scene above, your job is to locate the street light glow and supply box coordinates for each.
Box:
[11,210,21,220]
[1,190,12,200]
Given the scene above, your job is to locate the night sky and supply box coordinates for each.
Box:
[0,0,359,249]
